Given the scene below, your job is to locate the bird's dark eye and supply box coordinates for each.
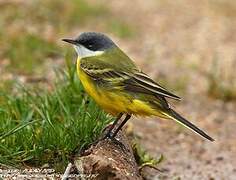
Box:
[75,32,116,52]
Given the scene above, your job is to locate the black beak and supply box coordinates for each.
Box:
[62,38,77,45]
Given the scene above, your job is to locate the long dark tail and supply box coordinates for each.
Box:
[163,109,214,141]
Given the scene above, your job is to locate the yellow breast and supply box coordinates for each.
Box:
[76,58,158,116]
[76,58,127,115]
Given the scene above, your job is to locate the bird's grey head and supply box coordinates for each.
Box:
[62,32,116,58]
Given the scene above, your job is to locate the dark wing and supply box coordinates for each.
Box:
[124,72,181,100]
[80,58,181,100]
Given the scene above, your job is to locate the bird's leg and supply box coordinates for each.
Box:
[111,114,131,138]
[104,112,123,138]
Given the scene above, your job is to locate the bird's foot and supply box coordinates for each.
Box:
[101,128,128,152]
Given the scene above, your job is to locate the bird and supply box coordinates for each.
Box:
[62,32,214,141]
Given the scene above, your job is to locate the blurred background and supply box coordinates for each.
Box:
[0,0,236,179]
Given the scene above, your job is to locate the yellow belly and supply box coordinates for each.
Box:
[77,58,158,116]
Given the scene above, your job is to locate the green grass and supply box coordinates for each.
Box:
[30,0,109,32]
[3,33,60,74]
[0,54,112,171]
[0,0,138,171]
[0,0,109,31]
[0,0,136,75]
[0,0,109,74]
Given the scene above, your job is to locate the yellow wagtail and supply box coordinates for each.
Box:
[62,32,214,141]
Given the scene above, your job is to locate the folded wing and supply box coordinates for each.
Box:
[80,58,180,100]
[124,72,181,100]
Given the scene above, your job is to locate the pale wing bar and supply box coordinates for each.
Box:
[80,62,129,83]
[81,61,181,100]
